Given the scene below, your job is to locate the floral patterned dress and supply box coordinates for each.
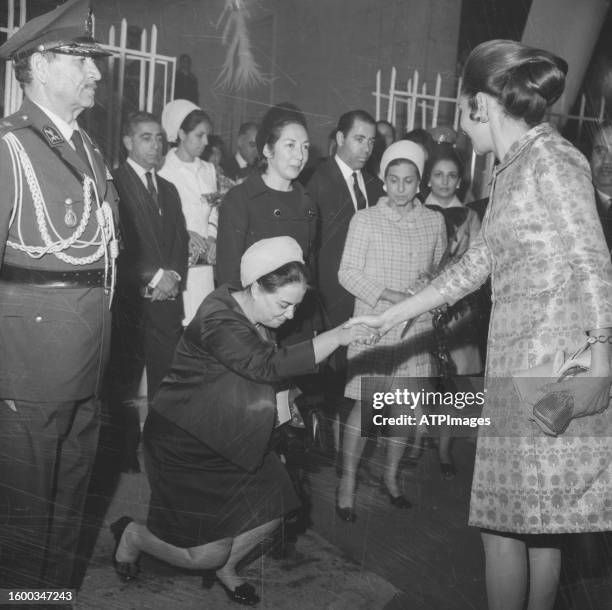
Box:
[431,123,612,534]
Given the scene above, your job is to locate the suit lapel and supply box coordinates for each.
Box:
[122,164,163,238]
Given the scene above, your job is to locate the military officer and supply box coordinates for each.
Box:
[0,0,118,590]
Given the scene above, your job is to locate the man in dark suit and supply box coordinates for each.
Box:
[306,109,383,450]
[110,111,188,473]
[0,0,118,589]
[221,121,259,181]
[590,120,612,254]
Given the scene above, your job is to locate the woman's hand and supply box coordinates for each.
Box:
[344,313,394,338]
[188,231,208,265]
[336,323,378,347]
[205,237,217,265]
[542,371,611,419]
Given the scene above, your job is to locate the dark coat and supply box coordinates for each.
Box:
[113,162,189,296]
[151,284,317,472]
[0,98,118,401]
[220,154,254,182]
[306,158,384,328]
[216,173,318,287]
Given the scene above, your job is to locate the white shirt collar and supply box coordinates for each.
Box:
[334,154,368,209]
[334,154,359,182]
[32,100,76,143]
[235,152,248,168]
[425,192,463,209]
[127,156,157,186]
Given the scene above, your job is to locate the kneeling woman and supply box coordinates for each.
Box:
[110,236,368,606]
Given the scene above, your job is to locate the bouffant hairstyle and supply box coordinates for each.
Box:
[461,39,568,127]
[425,144,464,181]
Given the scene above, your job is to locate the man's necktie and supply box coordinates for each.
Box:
[70,130,90,169]
[352,172,367,210]
[145,171,160,212]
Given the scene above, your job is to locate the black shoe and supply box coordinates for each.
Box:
[110,516,139,582]
[440,462,457,480]
[202,574,260,606]
[335,486,356,522]
[380,478,412,509]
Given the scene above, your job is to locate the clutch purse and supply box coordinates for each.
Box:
[512,342,590,436]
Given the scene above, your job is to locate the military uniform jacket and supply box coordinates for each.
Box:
[0,98,118,402]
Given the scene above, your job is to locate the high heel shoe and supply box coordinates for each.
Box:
[335,486,356,523]
[110,516,140,582]
[202,573,260,606]
[379,478,412,509]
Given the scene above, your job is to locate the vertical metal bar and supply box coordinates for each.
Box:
[432,73,441,128]
[138,29,147,110]
[386,66,396,123]
[113,19,128,167]
[375,69,381,121]
[146,25,158,114]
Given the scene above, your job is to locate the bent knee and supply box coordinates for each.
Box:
[186,537,232,567]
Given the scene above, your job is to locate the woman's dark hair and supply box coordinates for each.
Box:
[384,158,421,182]
[202,134,226,162]
[179,109,212,136]
[423,143,465,198]
[256,102,308,172]
[257,261,310,293]
[402,128,435,159]
[461,39,568,127]
[425,144,464,179]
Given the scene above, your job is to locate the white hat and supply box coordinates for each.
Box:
[379,140,425,181]
[240,237,304,287]
[161,99,200,143]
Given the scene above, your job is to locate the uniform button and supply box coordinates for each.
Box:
[34,315,43,323]
[273,209,281,216]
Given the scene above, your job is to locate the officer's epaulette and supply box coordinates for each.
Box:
[0,112,33,136]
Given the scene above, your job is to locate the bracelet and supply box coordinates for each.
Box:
[586,335,612,345]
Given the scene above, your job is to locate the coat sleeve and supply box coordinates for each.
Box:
[338,211,386,308]
[215,185,248,286]
[535,139,612,330]
[200,311,317,381]
[431,220,492,305]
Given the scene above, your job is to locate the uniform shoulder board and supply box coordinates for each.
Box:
[0,112,32,137]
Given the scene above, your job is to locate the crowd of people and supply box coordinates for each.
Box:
[0,1,611,609]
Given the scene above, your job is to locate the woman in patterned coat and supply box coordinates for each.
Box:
[349,40,612,610]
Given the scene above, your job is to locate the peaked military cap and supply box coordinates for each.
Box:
[0,0,110,61]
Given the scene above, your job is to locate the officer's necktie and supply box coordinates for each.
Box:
[145,171,161,213]
[352,171,367,210]
[70,130,90,170]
